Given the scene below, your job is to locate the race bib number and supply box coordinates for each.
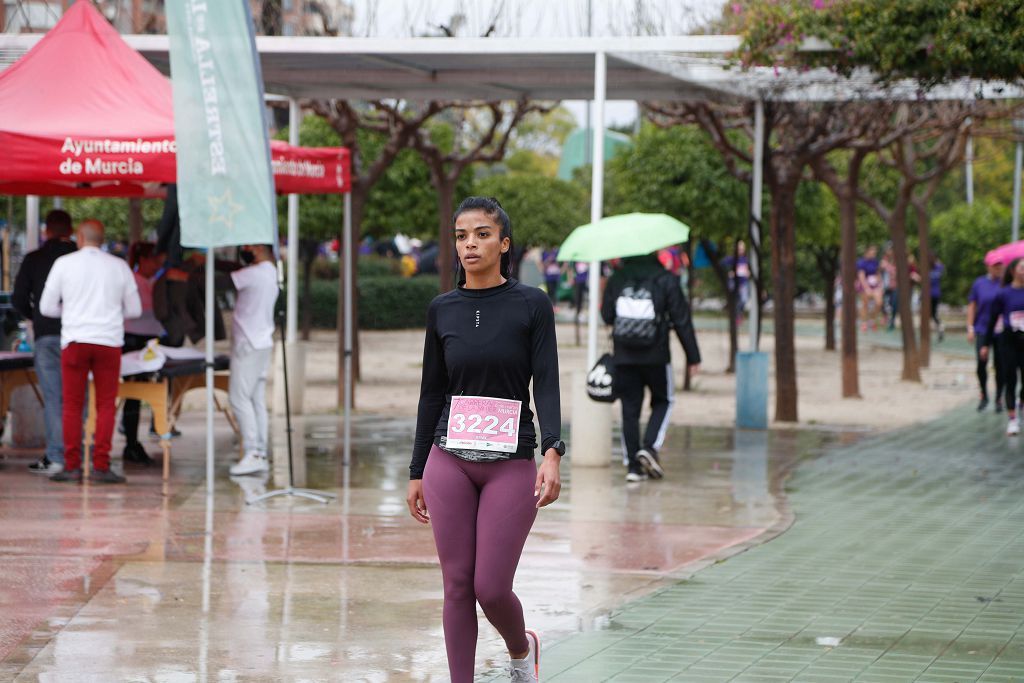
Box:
[736,263,750,278]
[1010,311,1024,333]
[446,396,522,453]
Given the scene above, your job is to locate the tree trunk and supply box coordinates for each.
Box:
[889,199,922,382]
[770,179,800,422]
[337,191,365,410]
[436,179,456,293]
[915,199,932,369]
[838,191,861,398]
[128,198,143,243]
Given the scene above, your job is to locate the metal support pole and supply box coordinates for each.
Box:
[749,101,765,351]
[205,248,215,496]
[286,98,300,344]
[25,195,39,251]
[1013,120,1023,243]
[587,50,606,369]
[965,124,974,206]
[343,192,353,465]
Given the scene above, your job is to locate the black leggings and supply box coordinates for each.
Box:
[977,333,1005,402]
[1003,333,1024,412]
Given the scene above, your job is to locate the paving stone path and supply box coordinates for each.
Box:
[532,406,1024,682]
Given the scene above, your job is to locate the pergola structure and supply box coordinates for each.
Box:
[2,30,1021,457]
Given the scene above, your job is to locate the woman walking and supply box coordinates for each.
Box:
[407,196,565,682]
[984,258,1024,435]
[968,258,1006,412]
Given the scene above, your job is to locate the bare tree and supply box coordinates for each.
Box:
[412,99,549,292]
[309,99,450,406]
[856,103,974,380]
[647,99,874,422]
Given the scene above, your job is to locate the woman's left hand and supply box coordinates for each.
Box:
[535,450,562,508]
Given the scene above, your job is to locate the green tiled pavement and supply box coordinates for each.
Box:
[538,407,1024,682]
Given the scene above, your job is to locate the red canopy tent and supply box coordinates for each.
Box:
[0,1,349,198]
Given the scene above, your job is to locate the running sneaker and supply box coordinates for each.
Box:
[636,449,664,480]
[508,630,540,682]
[230,452,269,476]
[977,397,989,412]
[28,457,63,475]
[625,467,648,483]
[1007,418,1020,436]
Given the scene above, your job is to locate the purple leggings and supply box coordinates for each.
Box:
[422,445,538,682]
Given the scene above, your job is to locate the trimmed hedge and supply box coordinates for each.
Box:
[300,275,440,330]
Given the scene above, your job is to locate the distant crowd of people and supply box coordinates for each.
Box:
[854,244,945,339]
[12,209,279,484]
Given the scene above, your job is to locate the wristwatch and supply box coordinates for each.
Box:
[549,440,567,457]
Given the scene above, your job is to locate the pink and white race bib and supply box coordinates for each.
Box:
[446,396,522,453]
[1010,311,1024,333]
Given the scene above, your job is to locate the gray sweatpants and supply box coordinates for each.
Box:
[229,343,272,456]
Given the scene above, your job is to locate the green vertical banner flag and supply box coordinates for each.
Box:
[166,0,276,248]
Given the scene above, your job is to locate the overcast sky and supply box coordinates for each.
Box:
[347,0,727,127]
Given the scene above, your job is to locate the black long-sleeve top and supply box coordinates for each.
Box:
[409,279,561,480]
[12,238,77,339]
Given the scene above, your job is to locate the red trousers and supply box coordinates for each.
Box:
[62,342,121,472]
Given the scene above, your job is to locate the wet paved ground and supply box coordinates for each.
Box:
[0,413,845,681]
[528,405,1024,682]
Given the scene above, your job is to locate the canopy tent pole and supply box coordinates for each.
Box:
[587,50,606,369]
[965,118,974,206]
[343,191,353,464]
[205,248,215,496]
[1012,118,1022,243]
[749,100,765,351]
[570,49,612,469]
[286,98,300,344]
[25,195,39,251]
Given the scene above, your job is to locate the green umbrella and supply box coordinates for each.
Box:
[556,212,691,262]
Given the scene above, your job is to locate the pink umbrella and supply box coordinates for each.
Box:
[986,241,1024,266]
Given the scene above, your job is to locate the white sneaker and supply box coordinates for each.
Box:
[230,452,269,476]
[1007,418,1020,436]
[509,630,540,682]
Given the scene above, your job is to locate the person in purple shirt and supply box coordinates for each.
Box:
[857,245,883,331]
[968,259,1006,412]
[983,257,1024,435]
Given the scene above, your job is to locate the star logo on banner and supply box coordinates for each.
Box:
[208,189,243,231]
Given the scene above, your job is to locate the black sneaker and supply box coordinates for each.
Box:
[90,469,126,484]
[978,397,990,412]
[636,449,664,480]
[996,400,1005,414]
[50,468,83,483]
[123,442,154,466]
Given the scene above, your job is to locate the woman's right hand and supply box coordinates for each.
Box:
[406,480,429,524]
[980,346,989,362]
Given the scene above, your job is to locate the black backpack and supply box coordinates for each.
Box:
[612,276,664,349]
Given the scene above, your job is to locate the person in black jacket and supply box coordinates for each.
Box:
[12,209,76,474]
[601,252,701,482]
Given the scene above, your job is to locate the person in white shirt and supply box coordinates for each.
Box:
[40,219,141,484]
[228,244,279,476]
